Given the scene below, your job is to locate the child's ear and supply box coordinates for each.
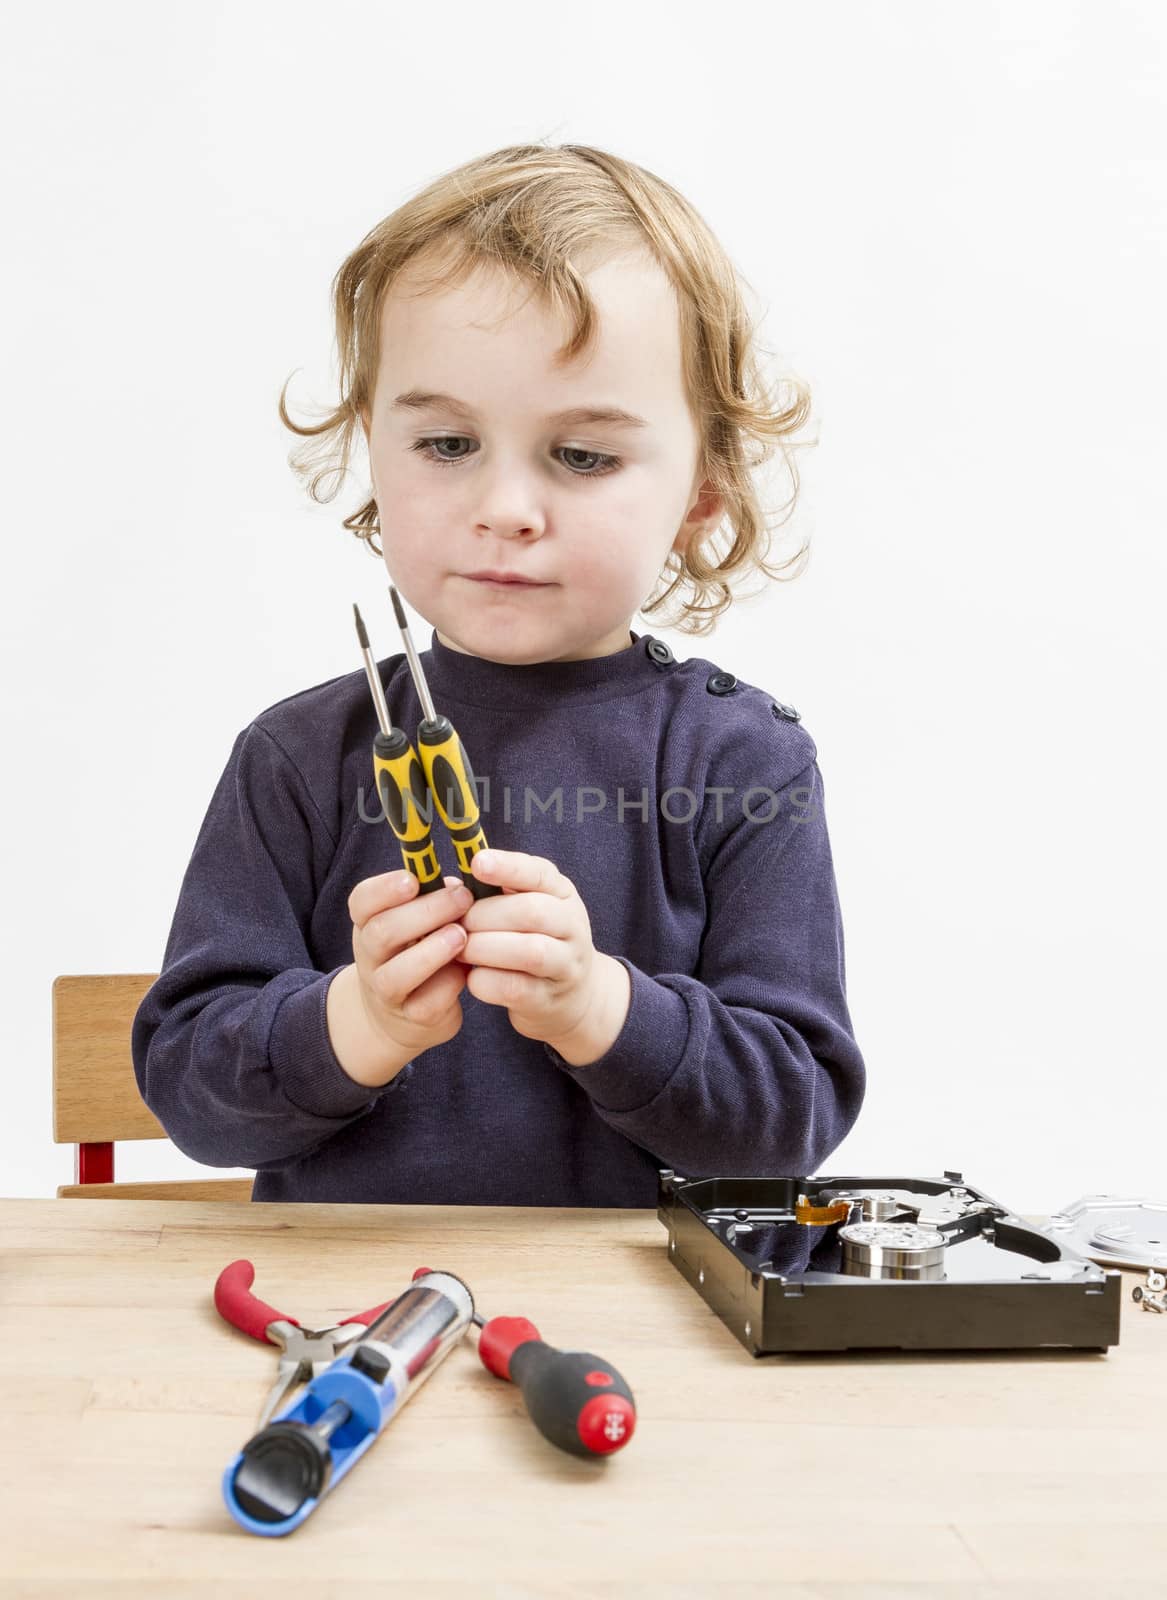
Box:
[673,478,723,556]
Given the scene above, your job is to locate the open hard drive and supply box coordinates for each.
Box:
[657,1168,1122,1355]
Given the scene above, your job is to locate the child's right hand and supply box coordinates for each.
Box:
[327,870,472,1086]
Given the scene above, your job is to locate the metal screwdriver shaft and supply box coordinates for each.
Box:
[389,590,438,725]
[353,604,393,736]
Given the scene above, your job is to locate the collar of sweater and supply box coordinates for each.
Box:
[418,626,670,711]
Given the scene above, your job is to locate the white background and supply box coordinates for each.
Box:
[2,1,1163,1210]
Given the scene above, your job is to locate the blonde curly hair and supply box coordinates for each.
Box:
[279,142,814,636]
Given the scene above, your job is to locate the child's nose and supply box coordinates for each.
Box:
[471,471,547,539]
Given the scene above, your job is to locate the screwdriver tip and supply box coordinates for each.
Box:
[389,585,408,631]
[353,603,369,649]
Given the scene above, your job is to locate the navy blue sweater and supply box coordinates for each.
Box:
[131,629,866,1204]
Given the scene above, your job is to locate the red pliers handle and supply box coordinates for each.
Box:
[215,1259,398,1428]
[214,1258,392,1341]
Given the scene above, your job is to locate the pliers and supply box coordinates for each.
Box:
[214,1259,394,1427]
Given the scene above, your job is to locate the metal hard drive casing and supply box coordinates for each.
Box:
[657,1169,1122,1356]
[1040,1194,1167,1269]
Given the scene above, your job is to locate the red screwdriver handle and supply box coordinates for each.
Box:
[477,1315,542,1378]
[478,1316,636,1458]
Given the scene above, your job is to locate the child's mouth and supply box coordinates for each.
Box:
[464,574,552,589]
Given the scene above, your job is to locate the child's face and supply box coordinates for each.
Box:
[361,247,719,663]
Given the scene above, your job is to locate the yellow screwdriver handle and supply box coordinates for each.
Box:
[372,730,444,894]
[415,717,502,901]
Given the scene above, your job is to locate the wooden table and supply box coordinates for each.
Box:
[0,1198,1162,1596]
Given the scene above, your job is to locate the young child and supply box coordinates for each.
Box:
[131,142,866,1205]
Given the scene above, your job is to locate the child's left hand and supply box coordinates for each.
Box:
[452,848,629,1061]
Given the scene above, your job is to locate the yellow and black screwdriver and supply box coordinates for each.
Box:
[352,602,439,893]
[387,585,503,903]
[348,601,499,902]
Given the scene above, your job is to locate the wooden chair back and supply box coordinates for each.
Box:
[52,974,252,1200]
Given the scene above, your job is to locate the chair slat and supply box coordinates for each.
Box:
[53,974,166,1143]
[57,1179,254,1201]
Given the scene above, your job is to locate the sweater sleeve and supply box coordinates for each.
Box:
[131,722,388,1170]
[546,756,866,1178]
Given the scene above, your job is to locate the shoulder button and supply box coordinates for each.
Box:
[770,700,801,722]
[707,671,738,696]
[646,638,675,666]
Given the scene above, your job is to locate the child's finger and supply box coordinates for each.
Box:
[457,891,568,936]
[348,870,461,929]
[374,920,468,1012]
[455,929,567,981]
[347,869,416,928]
[393,956,468,1025]
[471,850,571,899]
[350,876,464,934]
[359,881,471,969]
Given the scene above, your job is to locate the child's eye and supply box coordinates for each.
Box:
[409,436,621,478]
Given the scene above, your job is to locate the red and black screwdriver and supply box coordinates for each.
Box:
[412,1269,636,1457]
